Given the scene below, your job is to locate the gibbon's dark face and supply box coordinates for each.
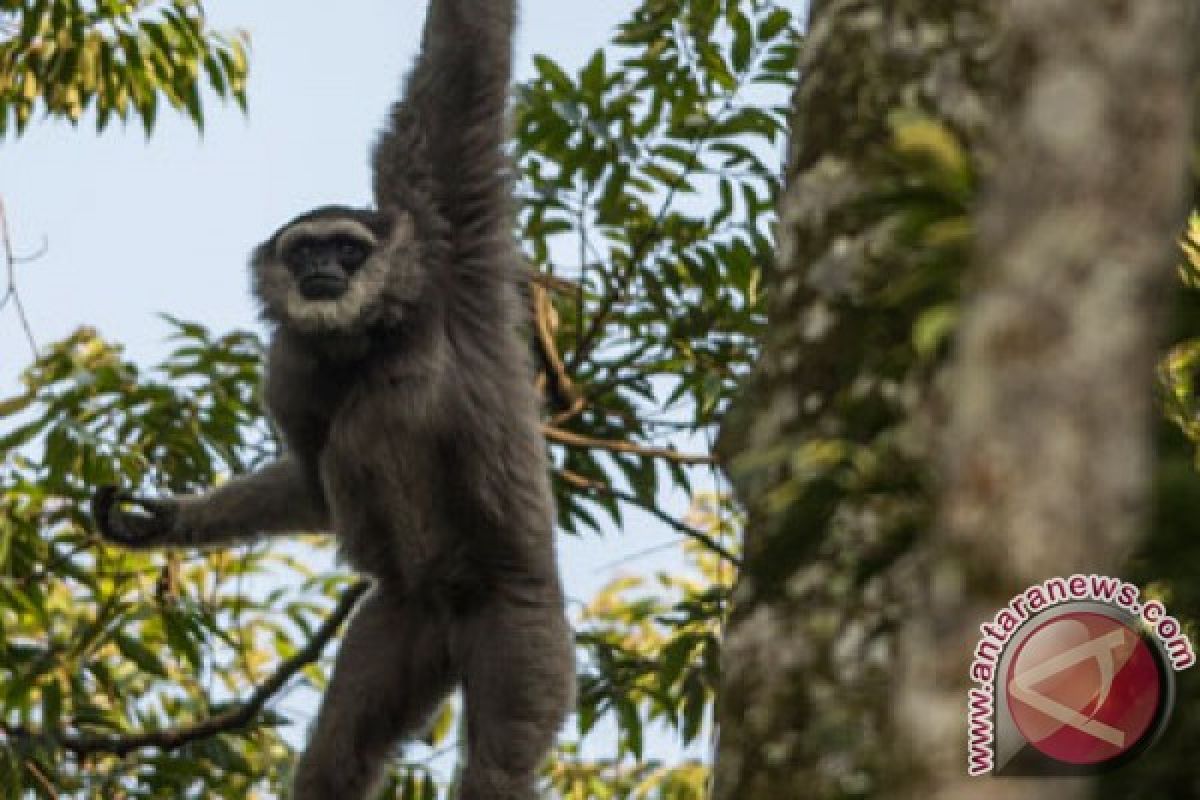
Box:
[282,231,372,301]
[251,205,421,335]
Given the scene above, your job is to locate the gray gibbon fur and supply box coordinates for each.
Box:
[90,1,574,797]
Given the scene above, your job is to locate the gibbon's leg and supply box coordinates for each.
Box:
[291,587,457,800]
[457,597,574,800]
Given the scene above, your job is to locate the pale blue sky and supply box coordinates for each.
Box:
[0,0,642,368]
[0,0,722,771]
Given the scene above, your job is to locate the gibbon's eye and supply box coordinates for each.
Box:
[336,238,369,271]
[286,240,318,269]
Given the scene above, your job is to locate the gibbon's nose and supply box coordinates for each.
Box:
[297,257,348,300]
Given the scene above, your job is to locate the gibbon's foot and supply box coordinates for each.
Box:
[91,485,179,546]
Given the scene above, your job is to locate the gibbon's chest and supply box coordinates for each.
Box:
[313,373,452,587]
[263,336,440,469]
[263,338,359,464]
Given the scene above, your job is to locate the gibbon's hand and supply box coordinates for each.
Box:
[91,485,180,546]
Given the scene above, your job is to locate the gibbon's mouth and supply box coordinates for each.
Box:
[298,275,348,300]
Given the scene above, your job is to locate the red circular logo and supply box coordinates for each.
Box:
[1005,612,1163,765]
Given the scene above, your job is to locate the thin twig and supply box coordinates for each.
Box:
[543,424,716,465]
[3,580,370,757]
[576,184,590,360]
[0,195,39,356]
[594,539,682,571]
[557,468,741,566]
[10,236,49,264]
[23,759,59,798]
[526,267,577,294]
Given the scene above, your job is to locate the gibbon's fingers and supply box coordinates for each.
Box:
[91,485,178,546]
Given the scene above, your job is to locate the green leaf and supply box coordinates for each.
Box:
[616,696,644,759]
[581,49,606,93]
[759,8,793,42]
[913,304,958,359]
[534,54,573,91]
[116,633,167,677]
[731,11,754,73]
[41,677,63,731]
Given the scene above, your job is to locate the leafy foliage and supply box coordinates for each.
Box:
[0,0,800,796]
[537,498,736,800]
[1105,212,1200,798]
[1162,213,1200,448]
[0,0,248,136]
[571,499,736,760]
[519,0,797,537]
[0,326,352,796]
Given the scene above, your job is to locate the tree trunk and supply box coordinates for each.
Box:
[714,0,1194,798]
[713,1,992,797]
[902,2,1194,798]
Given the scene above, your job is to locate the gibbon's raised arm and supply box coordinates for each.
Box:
[372,0,518,297]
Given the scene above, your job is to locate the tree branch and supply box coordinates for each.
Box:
[531,282,584,418]
[557,468,741,565]
[543,424,716,465]
[4,580,370,758]
[0,195,39,357]
[526,267,577,294]
[23,759,57,798]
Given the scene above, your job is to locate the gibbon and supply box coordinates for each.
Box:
[92,1,573,797]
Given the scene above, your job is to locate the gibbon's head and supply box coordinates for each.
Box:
[251,205,423,335]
